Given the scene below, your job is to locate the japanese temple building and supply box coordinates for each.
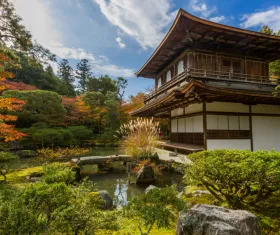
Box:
[131,9,280,152]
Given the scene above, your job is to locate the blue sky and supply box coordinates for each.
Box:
[12,0,280,98]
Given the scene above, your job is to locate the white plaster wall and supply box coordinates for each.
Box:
[207,115,218,129]
[252,116,280,151]
[228,116,239,130]
[185,117,193,132]
[207,115,250,130]
[218,115,228,130]
[171,108,184,117]
[240,116,250,130]
[193,115,203,132]
[171,119,177,132]
[178,118,185,133]
[252,104,280,114]
[206,102,249,113]
[207,140,251,150]
[172,115,203,133]
[185,103,203,114]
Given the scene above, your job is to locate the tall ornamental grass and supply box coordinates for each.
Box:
[118,118,160,157]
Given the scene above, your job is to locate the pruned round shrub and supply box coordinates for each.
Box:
[185,149,280,210]
[42,163,75,184]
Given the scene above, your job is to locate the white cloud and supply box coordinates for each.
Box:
[189,0,216,18]
[240,7,280,31]
[11,0,134,77]
[209,15,225,23]
[94,0,177,49]
[115,37,126,48]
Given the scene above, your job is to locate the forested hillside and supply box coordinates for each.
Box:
[0,0,147,150]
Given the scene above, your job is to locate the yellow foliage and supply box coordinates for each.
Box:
[118,118,160,157]
[37,147,90,161]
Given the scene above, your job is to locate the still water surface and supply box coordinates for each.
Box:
[14,147,184,206]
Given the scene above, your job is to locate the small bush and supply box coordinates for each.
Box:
[17,150,37,158]
[125,185,185,235]
[0,151,19,182]
[42,163,75,184]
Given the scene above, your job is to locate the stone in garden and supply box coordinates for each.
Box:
[145,185,157,194]
[136,164,155,184]
[176,204,260,235]
[177,191,184,198]
[192,190,211,197]
[98,190,113,210]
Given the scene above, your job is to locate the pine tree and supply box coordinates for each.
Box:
[76,59,92,93]
[57,59,76,97]
[0,0,32,50]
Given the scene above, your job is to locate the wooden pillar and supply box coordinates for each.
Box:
[203,102,207,150]
[169,113,172,143]
[249,105,253,151]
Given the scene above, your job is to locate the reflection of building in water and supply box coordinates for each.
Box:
[114,179,128,206]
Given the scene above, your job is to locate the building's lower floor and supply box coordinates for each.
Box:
[169,102,280,152]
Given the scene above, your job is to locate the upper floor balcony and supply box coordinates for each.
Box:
[144,67,278,103]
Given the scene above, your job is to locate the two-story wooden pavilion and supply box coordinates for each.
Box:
[131,9,280,152]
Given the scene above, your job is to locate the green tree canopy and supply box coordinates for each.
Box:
[0,0,32,50]
[10,52,67,95]
[260,25,280,78]
[87,75,117,95]
[3,90,66,127]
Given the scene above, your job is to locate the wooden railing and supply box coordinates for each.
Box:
[144,70,188,101]
[144,67,278,102]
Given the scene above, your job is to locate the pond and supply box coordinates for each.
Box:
[12,147,185,206]
[81,163,184,206]
[11,147,121,170]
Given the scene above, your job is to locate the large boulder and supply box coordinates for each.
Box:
[136,164,155,184]
[98,190,113,210]
[176,204,260,235]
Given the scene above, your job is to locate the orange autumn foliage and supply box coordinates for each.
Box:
[62,96,92,125]
[0,52,26,142]
[122,92,145,114]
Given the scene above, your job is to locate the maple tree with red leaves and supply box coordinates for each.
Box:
[0,52,27,142]
[62,96,91,125]
[0,78,37,94]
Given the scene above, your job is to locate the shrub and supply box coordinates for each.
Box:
[125,185,185,235]
[0,151,18,182]
[37,147,90,162]
[17,150,37,158]
[185,149,280,210]
[67,125,93,146]
[0,179,118,234]
[42,163,76,184]
[118,118,160,157]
